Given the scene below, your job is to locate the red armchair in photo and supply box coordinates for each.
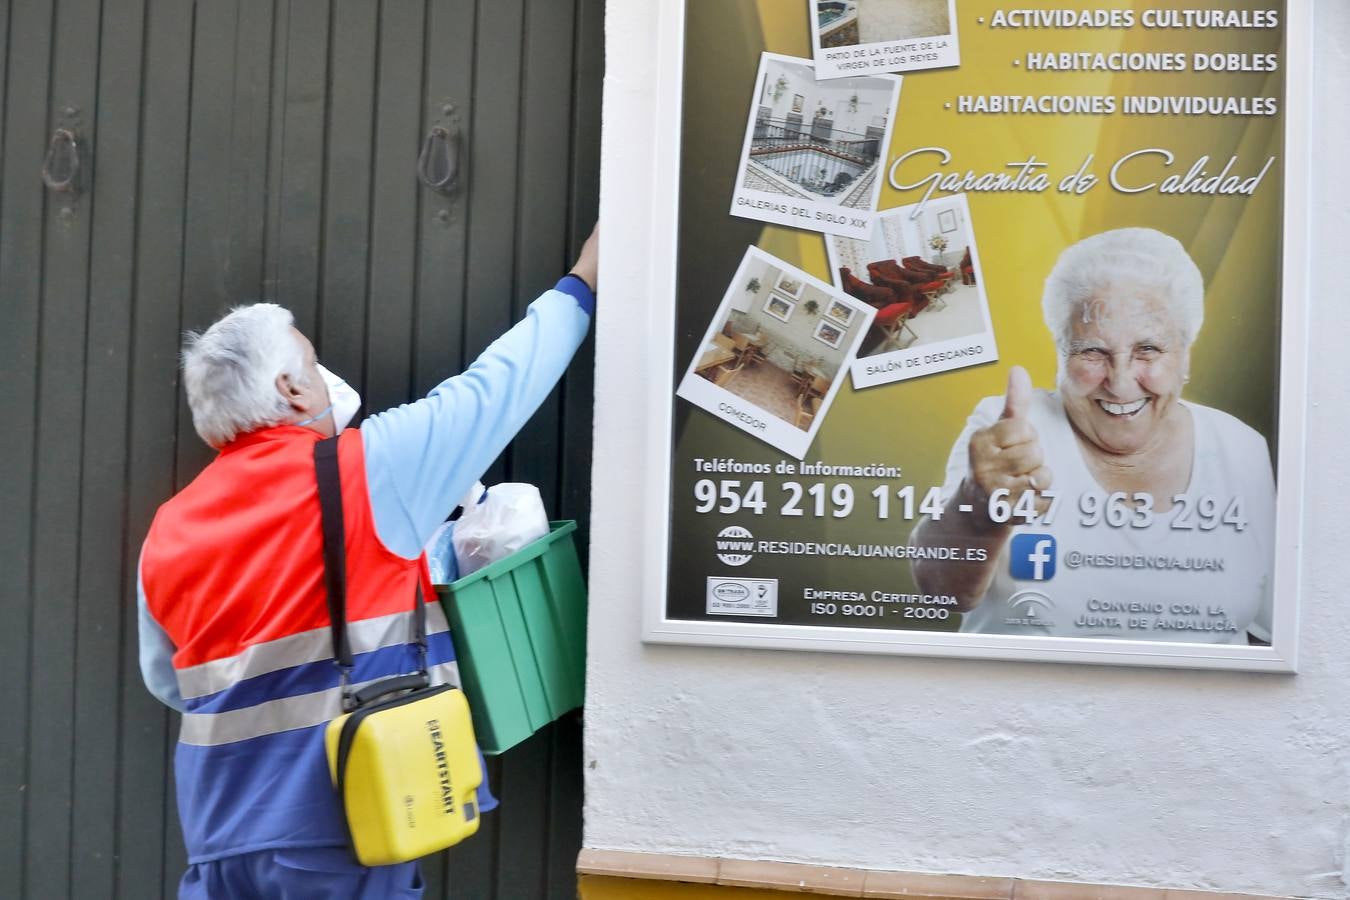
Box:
[884,259,951,293]
[840,266,900,310]
[902,256,956,288]
[873,300,919,349]
[902,256,947,276]
[870,259,927,285]
[865,261,914,297]
[865,261,929,315]
[867,260,940,313]
[960,246,976,285]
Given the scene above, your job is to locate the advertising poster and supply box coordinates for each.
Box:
[652,0,1307,670]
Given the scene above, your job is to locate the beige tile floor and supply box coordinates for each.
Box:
[858,0,951,42]
[698,357,813,430]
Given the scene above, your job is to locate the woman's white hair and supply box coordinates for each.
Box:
[1041,227,1204,355]
[182,302,308,447]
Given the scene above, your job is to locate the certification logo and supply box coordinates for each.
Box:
[1004,589,1055,628]
[715,525,755,567]
[706,576,778,617]
[1009,534,1056,581]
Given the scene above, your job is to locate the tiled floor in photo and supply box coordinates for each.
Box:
[698,358,807,428]
[859,0,950,42]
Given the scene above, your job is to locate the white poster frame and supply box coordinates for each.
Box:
[635,0,1309,673]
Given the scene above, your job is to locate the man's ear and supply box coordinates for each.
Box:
[276,372,307,411]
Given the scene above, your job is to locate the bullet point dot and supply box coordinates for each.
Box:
[1013,60,1020,66]
[978,17,985,24]
[944,102,952,109]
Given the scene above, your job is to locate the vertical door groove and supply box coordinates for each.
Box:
[1,1,600,895]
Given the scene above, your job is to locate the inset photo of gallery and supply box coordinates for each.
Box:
[729,53,900,240]
[676,246,874,459]
[826,193,997,387]
[811,0,960,79]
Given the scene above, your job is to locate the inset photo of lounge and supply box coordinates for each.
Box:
[730,53,900,240]
[826,193,997,387]
[811,0,960,79]
[676,246,875,459]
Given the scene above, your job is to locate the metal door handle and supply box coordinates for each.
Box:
[417,125,458,194]
[41,128,80,193]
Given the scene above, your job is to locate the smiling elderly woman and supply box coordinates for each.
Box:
[910,227,1275,643]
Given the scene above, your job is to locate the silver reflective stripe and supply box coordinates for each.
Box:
[178,660,462,747]
[177,606,451,700]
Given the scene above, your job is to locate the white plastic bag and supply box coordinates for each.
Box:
[451,483,549,577]
[423,482,485,584]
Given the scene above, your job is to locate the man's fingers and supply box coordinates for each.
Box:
[569,221,600,291]
[999,365,1033,420]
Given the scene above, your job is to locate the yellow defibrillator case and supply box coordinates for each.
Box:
[314,436,486,867]
[325,682,483,866]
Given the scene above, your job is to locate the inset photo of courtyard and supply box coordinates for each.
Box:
[729,53,900,240]
[811,0,960,79]
[825,193,997,387]
[676,246,874,459]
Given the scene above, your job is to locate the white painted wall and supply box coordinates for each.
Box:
[585,2,1350,897]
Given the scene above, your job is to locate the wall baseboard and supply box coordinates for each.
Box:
[576,849,1291,899]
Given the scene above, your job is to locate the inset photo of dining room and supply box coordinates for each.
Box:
[676,246,874,459]
[826,193,998,387]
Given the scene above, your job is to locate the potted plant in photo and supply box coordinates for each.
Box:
[746,277,762,296]
[928,233,950,265]
[803,299,820,317]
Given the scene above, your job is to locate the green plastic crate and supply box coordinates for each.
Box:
[434,520,587,755]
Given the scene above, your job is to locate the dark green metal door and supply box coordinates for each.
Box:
[0,1,601,896]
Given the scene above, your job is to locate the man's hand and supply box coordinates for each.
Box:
[965,366,1053,519]
[569,222,599,293]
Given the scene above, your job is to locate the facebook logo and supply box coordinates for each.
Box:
[1010,534,1056,581]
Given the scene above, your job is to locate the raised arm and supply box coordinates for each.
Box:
[362,227,599,558]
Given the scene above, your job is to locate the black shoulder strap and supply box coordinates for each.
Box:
[314,436,353,670]
[314,435,430,709]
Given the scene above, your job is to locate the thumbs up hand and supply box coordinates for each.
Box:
[966,366,1053,521]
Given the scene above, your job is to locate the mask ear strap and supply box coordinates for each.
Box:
[295,404,335,428]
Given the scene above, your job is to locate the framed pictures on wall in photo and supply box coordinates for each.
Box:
[775,271,805,299]
[824,299,856,327]
[812,319,845,349]
[763,293,795,322]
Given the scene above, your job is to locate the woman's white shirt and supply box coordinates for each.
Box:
[938,390,1275,643]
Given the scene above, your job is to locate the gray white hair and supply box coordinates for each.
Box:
[182,302,308,448]
[1041,227,1204,356]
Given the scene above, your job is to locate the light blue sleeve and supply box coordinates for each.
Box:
[362,280,593,558]
[137,550,186,713]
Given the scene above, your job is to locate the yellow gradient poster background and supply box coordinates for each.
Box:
[666,0,1286,640]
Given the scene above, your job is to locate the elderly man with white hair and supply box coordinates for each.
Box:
[137,228,598,898]
[911,227,1275,643]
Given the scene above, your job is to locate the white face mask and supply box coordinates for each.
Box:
[297,363,362,433]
